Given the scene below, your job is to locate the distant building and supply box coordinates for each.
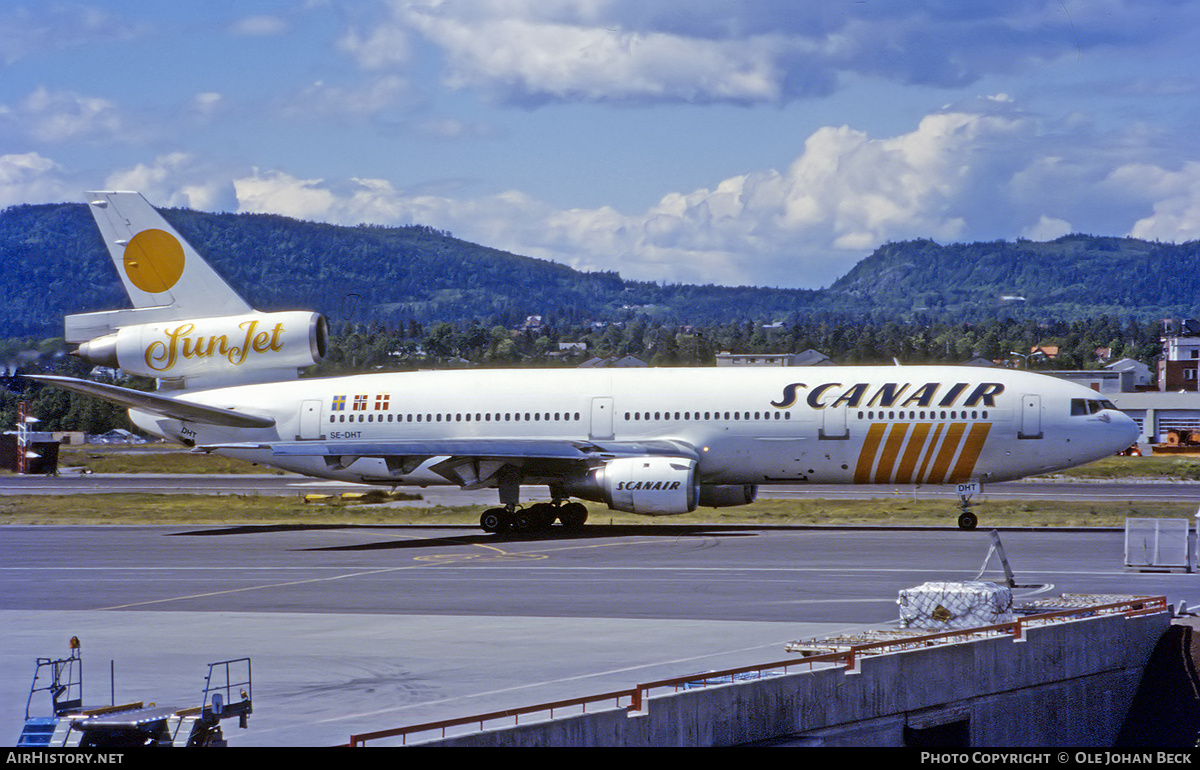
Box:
[1108,391,1200,445]
[1105,358,1154,390]
[1158,319,1200,392]
[50,431,86,446]
[793,349,834,367]
[88,429,146,444]
[548,342,587,361]
[1044,369,1129,395]
[715,349,832,367]
[577,355,648,368]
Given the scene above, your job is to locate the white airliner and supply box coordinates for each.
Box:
[31,191,1140,532]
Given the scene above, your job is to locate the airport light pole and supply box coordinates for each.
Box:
[16,401,39,475]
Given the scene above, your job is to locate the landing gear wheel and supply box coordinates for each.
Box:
[480,508,505,533]
[510,509,533,533]
[559,502,588,530]
[957,511,978,530]
[526,503,557,530]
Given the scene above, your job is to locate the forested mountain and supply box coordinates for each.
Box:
[1,202,1198,339]
[0,202,825,337]
[831,236,1200,321]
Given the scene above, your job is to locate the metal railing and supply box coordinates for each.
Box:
[346,595,1167,746]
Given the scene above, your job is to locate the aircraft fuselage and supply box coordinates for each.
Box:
[137,364,1138,489]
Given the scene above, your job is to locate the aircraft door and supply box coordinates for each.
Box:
[590,397,614,440]
[819,403,849,440]
[298,399,323,440]
[1019,394,1042,439]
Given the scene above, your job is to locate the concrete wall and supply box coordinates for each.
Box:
[414,611,1171,747]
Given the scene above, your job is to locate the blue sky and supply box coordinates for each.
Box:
[4,1,1200,289]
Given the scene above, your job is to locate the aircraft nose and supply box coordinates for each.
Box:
[1107,410,1140,453]
[1118,412,1140,448]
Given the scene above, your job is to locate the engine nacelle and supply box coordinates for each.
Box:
[698,484,758,508]
[563,456,699,516]
[75,311,327,385]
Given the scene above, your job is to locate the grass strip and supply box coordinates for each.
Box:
[1,493,1193,528]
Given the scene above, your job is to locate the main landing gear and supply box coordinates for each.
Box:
[479,501,589,534]
[478,469,588,535]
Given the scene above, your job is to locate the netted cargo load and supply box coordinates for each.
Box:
[898,581,1014,630]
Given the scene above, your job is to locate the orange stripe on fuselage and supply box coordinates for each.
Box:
[855,420,993,485]
[926,423,966,484]
[914,422,944,484]
[949,422,992,482]
[893,422,931,484]
[874,422,910,484]
[854,422,887,483]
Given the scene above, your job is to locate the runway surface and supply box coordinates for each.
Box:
[2,513,1197,746]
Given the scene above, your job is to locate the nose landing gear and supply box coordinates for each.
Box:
[957,483,980,530]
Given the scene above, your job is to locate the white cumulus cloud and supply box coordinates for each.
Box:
[10,98,1200,291]
[355,0,1200,107]
[2,87,130,145]
[221,98,1200,288]
[0,152,73,207]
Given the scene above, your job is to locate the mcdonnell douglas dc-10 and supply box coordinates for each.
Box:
[30,192,1139,532]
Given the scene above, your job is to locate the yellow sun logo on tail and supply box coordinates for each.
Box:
[123,228,185,294]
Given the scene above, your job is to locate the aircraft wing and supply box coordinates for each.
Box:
[201,438,699,486]
[24,375,277,429]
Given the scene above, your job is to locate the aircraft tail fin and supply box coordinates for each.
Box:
[67,192,252,341]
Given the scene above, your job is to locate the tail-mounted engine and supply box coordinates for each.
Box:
[73,311,328,387]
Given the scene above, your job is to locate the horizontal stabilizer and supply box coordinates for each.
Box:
[25,375,275,429]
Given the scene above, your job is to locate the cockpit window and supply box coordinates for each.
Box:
[1071,398,1114,416]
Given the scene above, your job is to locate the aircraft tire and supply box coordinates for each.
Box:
[480,509,504,533]
[957,511,978,530]
[527,503,557,529]
[559,502,588,529]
